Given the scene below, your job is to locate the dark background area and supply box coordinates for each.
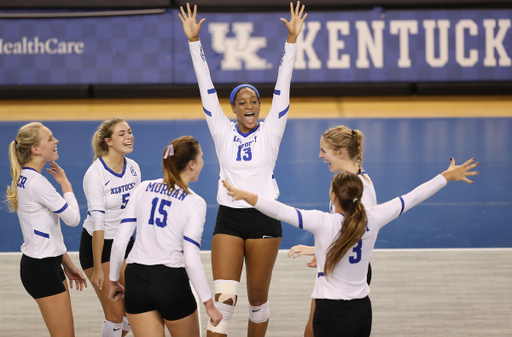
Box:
[1,0,511,99]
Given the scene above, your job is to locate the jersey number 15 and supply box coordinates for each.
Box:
[148,197,172,228]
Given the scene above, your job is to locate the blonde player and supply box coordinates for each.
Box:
[6,122,87,337]
[179,3,306,336]
[223,157,479,337]
[108,136,222,337]
[79,117,141,337]
[288,126,377,337]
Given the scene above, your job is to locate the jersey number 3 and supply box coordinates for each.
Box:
[148,197,172,228]
[349,240,362,264]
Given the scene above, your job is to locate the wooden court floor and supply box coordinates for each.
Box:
[1,249,512,337]
[1,95,511,336]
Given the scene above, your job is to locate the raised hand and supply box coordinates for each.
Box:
[441,158,480,184]
[178,3,206,42]
[280,1,307,43]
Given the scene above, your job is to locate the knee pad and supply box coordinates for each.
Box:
[122,316,131,332]
[215,279,239,306]
[102,320,122,337]
[207,280,239,335]
[249,301,270,324]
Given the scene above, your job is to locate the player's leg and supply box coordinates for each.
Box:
[244,237,281,337]
[208,233,245,337]
[303,299,315,337]
[164,309,201,337]
[35,280,75,337]
[84,262,126,336]
[127,311,166,337]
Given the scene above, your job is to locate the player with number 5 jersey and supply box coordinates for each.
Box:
[79,117,141,337]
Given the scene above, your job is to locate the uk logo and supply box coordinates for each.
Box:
[208,22,269,70]
[130,166,137,177]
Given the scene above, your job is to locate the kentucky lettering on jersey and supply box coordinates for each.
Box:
[110,182,136,195]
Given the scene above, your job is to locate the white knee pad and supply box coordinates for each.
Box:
[102,320,122,337]
[122,316,131,332]
[207,280,239,335]
[249,301,270,324]
[215,279,239,305]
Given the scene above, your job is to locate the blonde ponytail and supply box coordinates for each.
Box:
[5,122,44,212]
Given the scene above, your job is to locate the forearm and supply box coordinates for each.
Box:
[91,231,105,270]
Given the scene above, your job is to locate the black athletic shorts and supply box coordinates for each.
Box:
[79,228,134,270]
[20,254,66,299]
[124,263,197,321]
[213,205,282,240]
[313,296,372,337]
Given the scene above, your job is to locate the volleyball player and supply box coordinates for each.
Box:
[288,125,377,337]
[179,3,306,336]
[108,136,222,337]
[6,122,87,337]
[223,157,479,337]
[79,118,141,337]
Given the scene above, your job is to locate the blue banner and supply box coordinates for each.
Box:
[0,8,511,84]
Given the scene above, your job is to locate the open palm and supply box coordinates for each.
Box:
[178,3,205,41]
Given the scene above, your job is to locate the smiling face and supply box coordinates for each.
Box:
[319,136,343,172]
[231,87,261,134]
[34,126,59,162]
[105,121,134,155]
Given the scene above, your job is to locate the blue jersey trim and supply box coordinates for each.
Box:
[278,105,289,119]
[203,106,212,117]
[54,203,68,214]
[399,196,405,215]
[274,89,281,96]
[99,157,126,178]
[317,272,325,278]
[295,209,303,229]
[34,229,49,239]
[235,123,260,138]
[21,167,40,173]
[207,88,216,94]
[121,218,137,223]
[184,236,201,249]
[90,210,105,214]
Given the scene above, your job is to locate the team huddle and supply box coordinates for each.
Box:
[6,2,479,337]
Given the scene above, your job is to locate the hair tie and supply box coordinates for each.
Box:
[353,198,359,203]
[351,130,356,137]
[163,144,174,159]
[14,139,18,147]
[230,84,260,105]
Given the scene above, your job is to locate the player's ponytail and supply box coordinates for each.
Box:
[322,125,370,182]
[162,136,200,195]
[5,122,44,212]
[324,171,368,278]
[92,117,125,161]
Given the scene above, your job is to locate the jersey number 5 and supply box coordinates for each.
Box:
[148,197,172,228]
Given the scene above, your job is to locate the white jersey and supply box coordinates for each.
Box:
[82,157,141,239]
[109,179,212,303]
[329,170,377,213]
[254,174,448,300]
[190,40,297,208]
[16,167,80,258]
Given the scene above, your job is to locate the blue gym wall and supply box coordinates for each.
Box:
[1,117,510,252]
